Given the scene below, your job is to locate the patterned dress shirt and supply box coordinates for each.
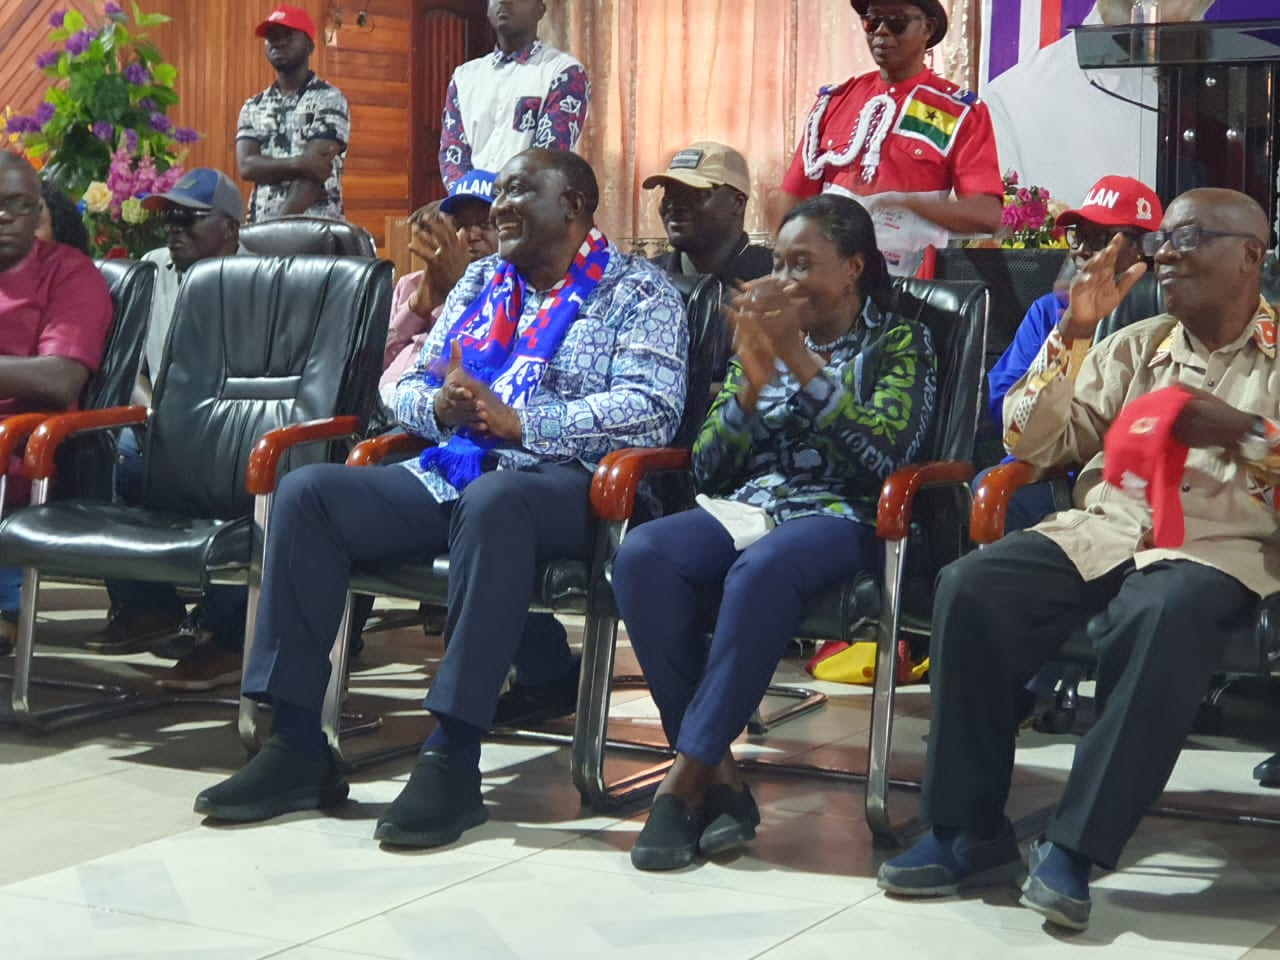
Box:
[439,41,590,191]
[392,243,688,502]
[1004,297,1280,596]
[693,303,937,525]
[236,73,350,222]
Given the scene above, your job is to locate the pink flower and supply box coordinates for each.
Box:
[1004,169,1020,186]
[1000,204,1022,229]
[1016,188,1032,204]
[1020,200,1048,230]
[152,165,185,193]
[133,154,158,195]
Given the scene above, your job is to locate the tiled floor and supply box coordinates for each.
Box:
[2,583,1279,959]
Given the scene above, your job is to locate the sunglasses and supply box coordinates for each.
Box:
[861,13,926,35]
[1064,225,1142,252]
[1140,224,1264,257]
[161,209,215,231]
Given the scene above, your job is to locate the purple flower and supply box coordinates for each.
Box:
[148,112,172,134]
[49,10,66,28]
[137,97,157,112]
[66,28,96,57]
[35,50,60,70]
[104,1,124,15]
[4,114,36,135]
[33,102,56,127]
[174,126,199,144]
[123,62,149,85]
[92,121,114,142]
[123,128,139,152]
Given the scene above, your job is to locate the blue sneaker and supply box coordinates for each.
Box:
[877,820,1022,897]
[1020,837,1092,931]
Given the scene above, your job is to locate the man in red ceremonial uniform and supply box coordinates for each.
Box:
[781,0,1003,275]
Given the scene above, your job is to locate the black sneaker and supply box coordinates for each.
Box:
[194,736,348,822]
[1255,753,1280,788]
[631,794,704,871]
[374,750,488,848]
[698,783,760,857]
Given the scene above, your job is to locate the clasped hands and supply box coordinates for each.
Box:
[728,277,819,411]
[431,340,523,443]
[408,209,471,317]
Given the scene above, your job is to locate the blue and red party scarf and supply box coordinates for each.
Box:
[419,227,611,489]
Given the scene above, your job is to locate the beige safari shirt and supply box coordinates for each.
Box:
[1002,297,1280,597]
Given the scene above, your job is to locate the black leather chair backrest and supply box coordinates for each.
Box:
[56,260,156,501]
[1094,271,1163,344]
[143,255,393,519]
[665,272,724,448]
[894,278,990,465]
[238,216,377,258]
[933,247,1065,358]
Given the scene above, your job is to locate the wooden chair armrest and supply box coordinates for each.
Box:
[23,405,149,480]
[346,431,432,466]
[246,416,361,495]
[590,447,691,523]
[876,460,974,542]
[969,459,1040,545]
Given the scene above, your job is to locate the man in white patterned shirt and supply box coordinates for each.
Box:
[236,5,350,222]
[438,0,590,192]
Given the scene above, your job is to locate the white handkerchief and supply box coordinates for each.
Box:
[695,494,775,550]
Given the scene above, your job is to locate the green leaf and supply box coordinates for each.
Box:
[63,10,86,33]
[135,41,162,64]
[136,12,171,27]
[152,62,176,86]
[49,28,70,43]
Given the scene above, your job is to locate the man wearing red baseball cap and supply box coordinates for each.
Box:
[236,5,350,223]
[881,188,1280,932]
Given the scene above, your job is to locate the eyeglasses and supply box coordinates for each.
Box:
[1064,225,1141,252]
[861,13,926,35]
[0,195,42,218]
[1141,224,1265,257]
[161,209,214,231]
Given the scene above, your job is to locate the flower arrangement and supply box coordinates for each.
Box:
[4,3,199,258]
[990,170,1068,250]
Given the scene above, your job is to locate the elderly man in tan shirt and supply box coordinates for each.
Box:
[878,188,1278,932]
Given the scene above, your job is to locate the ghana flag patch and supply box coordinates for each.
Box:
[894,85,970,157]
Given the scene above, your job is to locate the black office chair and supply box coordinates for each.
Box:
[586,278,991,833]
[933,247,1065,360]
[0,255,392,732]
[239,216,377,258]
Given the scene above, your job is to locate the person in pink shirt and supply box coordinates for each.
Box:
[0,152,113,652]
[380,170,498,404]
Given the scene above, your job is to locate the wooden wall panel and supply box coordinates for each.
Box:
[3,0,416,250]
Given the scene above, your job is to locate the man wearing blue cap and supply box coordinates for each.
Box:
[88,168,251,692]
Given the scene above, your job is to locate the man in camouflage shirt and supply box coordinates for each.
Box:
[236,5,350,222]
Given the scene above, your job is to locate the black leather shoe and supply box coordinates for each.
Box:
[1255,753,1280,788]
[491,658,580,727]
[194,736,348,822]
[698,783,760,857]
[374,750,488,848]
[631,794,704,871]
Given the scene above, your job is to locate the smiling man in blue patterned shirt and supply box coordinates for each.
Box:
[195,149,688,849]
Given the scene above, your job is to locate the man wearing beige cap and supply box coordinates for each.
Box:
[642,142,773,298]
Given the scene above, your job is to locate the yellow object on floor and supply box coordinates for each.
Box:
[809,639,929,686]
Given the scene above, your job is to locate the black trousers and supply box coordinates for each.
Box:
[242,461,594,732]
[922,531,1255,868]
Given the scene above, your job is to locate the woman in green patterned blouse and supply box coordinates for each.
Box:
[613,194,938,871]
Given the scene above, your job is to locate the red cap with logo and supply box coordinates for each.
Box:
[1056,175,1163,232]
[1102,386,1195,548]
[255,5,317,43]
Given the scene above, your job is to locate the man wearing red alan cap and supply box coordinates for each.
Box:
[880,188,1280,932]
[780,0,1003,276]
[236,5,350,222]
[984,174,1163,531]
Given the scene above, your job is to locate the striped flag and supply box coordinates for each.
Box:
[895,86,969,155]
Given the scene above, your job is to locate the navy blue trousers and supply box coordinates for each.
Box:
[612,506,877,765]
[241,461,593,732]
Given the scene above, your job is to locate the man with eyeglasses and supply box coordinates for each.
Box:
[880,188,1280,931]
[0,152,113,655]
[88,169,250,690]
[780,0,1003,276]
